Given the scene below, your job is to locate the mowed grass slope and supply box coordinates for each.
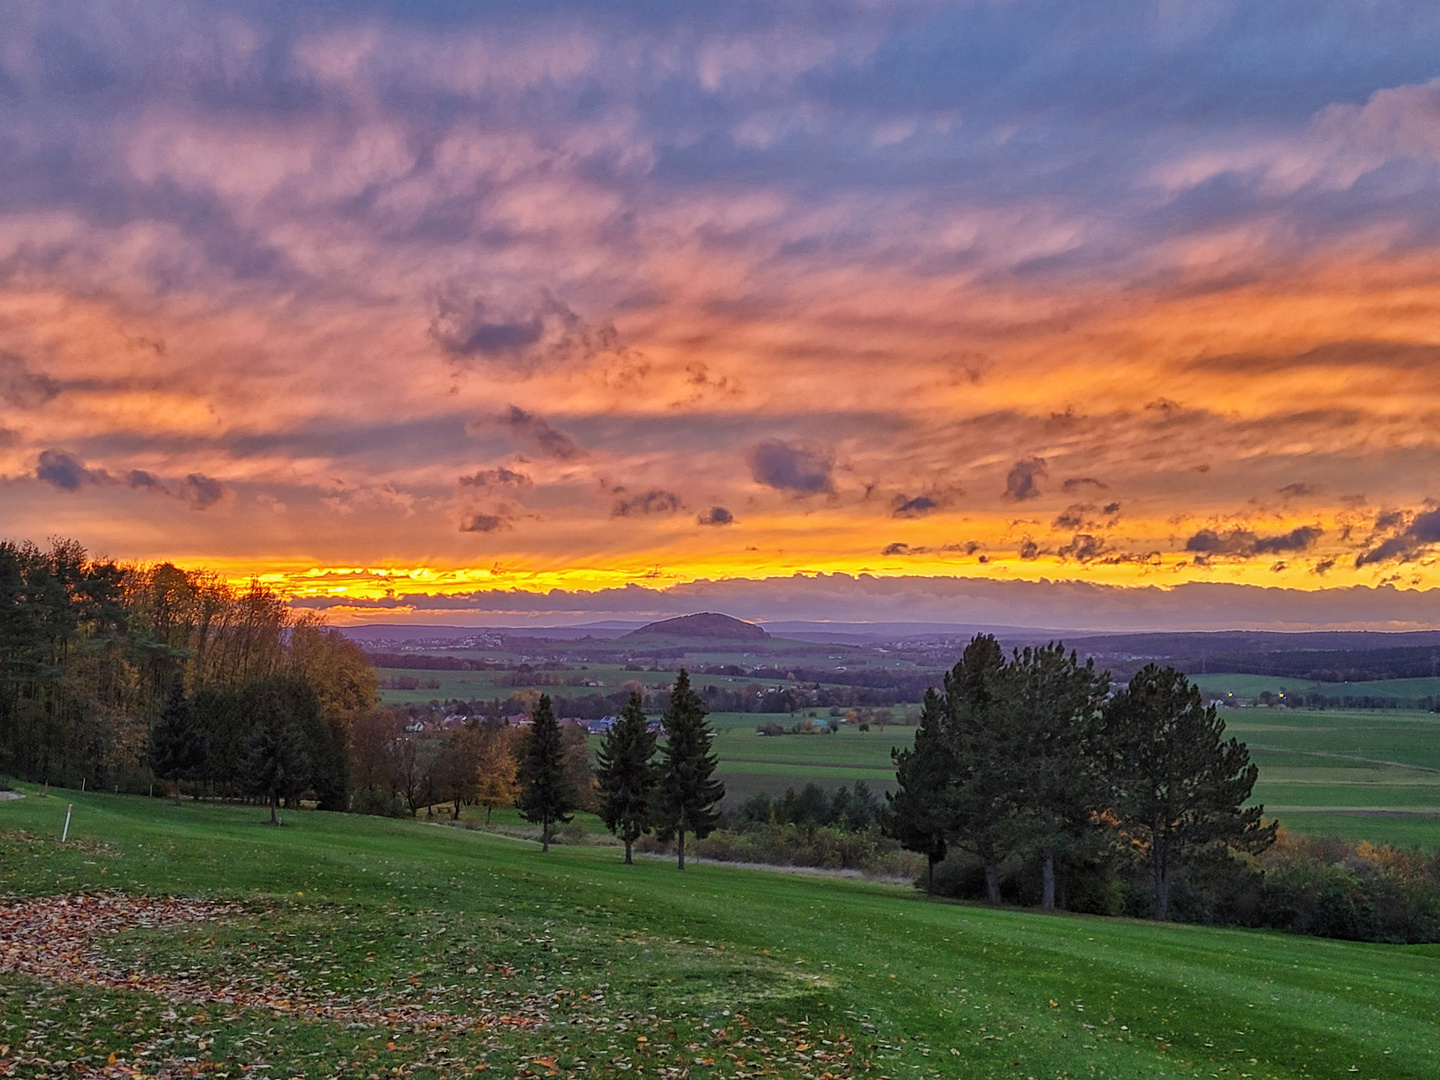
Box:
[3,789,1438,1080]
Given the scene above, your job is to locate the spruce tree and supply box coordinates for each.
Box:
[240,679,311,826]
[515,694,576,852]
[1103,665,1276,920]
[885,686,955,893]
[149,675,207,806]
[595,690,658,864]
[945,634,1014,903]
[652,670,724,869]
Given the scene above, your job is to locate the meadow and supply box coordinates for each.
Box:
[1190,673,1440,703]
[377,660,1440,849]
[3,787,1439,1080]
[713,707,1440,849]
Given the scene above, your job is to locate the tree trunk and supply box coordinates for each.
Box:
[173,779,182,807]
[1153,841,1169,921]
[541,816,550,852]
[486,804,493,823]
[926,856,936,894]
[269,791,279,826]
[452,800,461,820]
[624,838,633,865]
[677,829,686,870]
[1041,845,1056,910]
[984,860,1001,904]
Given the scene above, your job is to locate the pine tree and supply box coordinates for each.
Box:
[1103,665,1276,920]
[515,694,576,851]
[652,670,724,869]
[148,675,207,806]
[945,634,1013,903]
[596,690,658,864]
[1005,643,1109,909]
[885,687,955,893]
[240,680,311,826]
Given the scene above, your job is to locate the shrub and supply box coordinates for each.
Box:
[351,785,406,818]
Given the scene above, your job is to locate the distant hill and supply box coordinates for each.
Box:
[622,612,770,641]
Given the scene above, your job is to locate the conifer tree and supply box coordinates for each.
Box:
[240,679,312,826]
[885,686,955,893]
[149,675,207,806]
[596,690,658,864]
[1005,643,1109,909]
[945,634,1014,903]
[652,670,724,869]
[1103,665,1276,920]
[516,694,576,852]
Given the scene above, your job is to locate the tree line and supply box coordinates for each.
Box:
[1,538,377,807]
[514,670,725,868]
[887,635,1274,920]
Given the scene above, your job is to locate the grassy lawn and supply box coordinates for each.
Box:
[4,787,1439,1080]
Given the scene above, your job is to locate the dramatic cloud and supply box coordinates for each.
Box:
[178,473,226,510]
[892,495,939,519]
[1186,526,1324,559]
[612,489,682,517]
[36,450,106,492]
[491,407,584,461]
[748,440,835,496]
[0,354,60,409]
[891,488,959,519]
[431,292,619,373]
[459,467,533,489]
[5,2,1440,612]
[1059,534,1108,563]
[460,513,512,534]
[882,542,930,557]
[1005,458,1048,502]
[1355,507,1440,566]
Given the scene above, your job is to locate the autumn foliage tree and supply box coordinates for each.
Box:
[0,537,379,810]
[476,724,521,822]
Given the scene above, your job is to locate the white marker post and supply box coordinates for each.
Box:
[61,803,73,843]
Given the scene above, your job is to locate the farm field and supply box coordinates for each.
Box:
[376,667,832,708]
[1229,707,1440,849]
[1191,673,1440,702]
[3,788,1438,1080]
[706,715,913,804]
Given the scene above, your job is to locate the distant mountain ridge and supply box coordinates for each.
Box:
[621,612,770,640]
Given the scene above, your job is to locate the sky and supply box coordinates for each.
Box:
[3,1,1440,629]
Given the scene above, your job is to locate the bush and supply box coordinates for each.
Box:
[637,823,922,878]
[351,785,406,818]
[1246,832,1440,943]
